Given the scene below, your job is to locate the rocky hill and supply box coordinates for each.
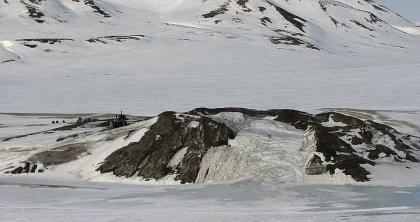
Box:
[2,108,419,185]
[1,0,420,64]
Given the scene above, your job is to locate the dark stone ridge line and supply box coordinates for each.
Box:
[319,0,386,31]
[269,35,319,50]
[16,38,75,44]
[86,35,146,44]
[14,35,146,47]
[351,20,375,31]
[265,0,307,32]
[20,0,45,23]
[1,59,15,64]
[72,0,111,17]
[260,16,272,26]
[237,0,251,12]
[202,1,230,18]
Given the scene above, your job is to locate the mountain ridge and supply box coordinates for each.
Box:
[1,0,419,60]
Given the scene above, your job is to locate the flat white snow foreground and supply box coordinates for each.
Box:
[0,176,420,222]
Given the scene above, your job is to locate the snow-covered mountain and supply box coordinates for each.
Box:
[1,0,419,64]
[1,0,420,114]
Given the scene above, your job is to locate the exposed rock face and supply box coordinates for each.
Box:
[301,125,376,182]
[189,108,419,182]
[6,143,88,174]
[97,111,236,183]
[9,162,38,174]
[302,112,419,181]
[28,143,88,166]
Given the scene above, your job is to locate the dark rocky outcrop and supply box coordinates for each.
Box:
[28,143,88,167]
[303,112,419,181]
[97,111,236,183]
[5,107,419,184]
[237,0,251,12]
[16,38,74,44]
[266,0,307,32]
[8,162,40,174]
[305,155,327,175]
[202,2,230,19]
[16,38,74,48]
[6,143,88,174]
[314,112,419,162]
[23,2,45,23]
[326,154,375,182]
[368,144,398,160]
[86,35,145,44]
[269,35,320,50]
[81,0,111,17]
[188,108,419,182]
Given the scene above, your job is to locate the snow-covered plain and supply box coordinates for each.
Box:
[1,175,420,222]
[2,51,420,115]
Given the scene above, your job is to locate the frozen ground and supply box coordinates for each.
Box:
[0,176,419,222]
[1,53,420,115]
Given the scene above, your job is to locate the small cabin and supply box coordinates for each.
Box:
[76,117,92,124]
[110,111,128,128]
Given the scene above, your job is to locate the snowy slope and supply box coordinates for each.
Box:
[395,25,420,36]
[0,0,420,114]
[1,175,419,222]
[1,0,418,53]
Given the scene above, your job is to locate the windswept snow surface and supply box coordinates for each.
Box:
[0,176,420,222]
[2,49,420,115]
[395,26,420,35]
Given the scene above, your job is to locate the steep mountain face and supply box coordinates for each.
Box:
[97,111,236,183]
[3,108,419,185]
[0,0,419,64]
